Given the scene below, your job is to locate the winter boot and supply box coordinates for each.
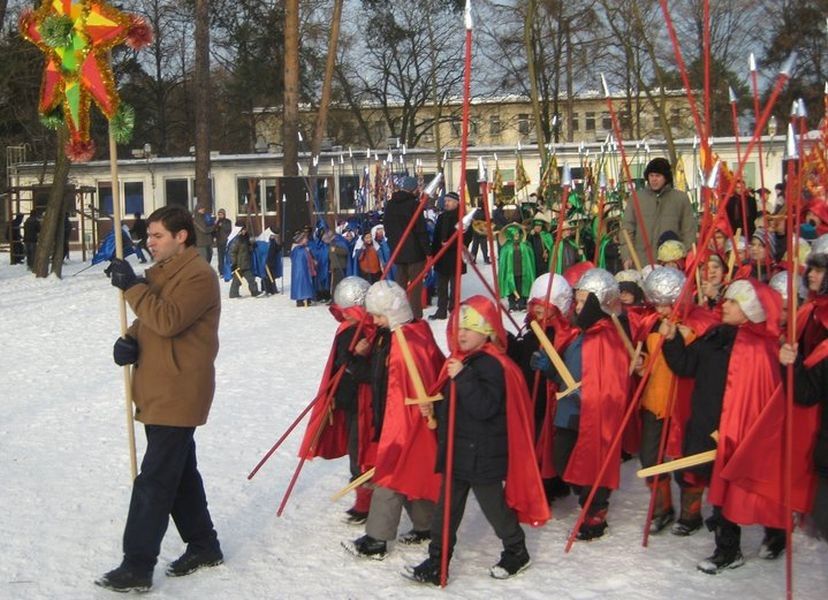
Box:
[577,508,608,541]
[165,545,224,577]
[490,545,531,579]
[403,556,443,585]
[671,486,704,536]
[397,529,431,545]
[697,515,744,574]
[649,478,675,534]
[341,534,387,560]
[758,527,786,559]
[95,564,153,593]
[343,486,372,525]
[543,477,571,503]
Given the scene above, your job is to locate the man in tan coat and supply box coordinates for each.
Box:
[96,206,222,593]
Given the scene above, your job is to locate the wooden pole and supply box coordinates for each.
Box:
[108,116,138,481]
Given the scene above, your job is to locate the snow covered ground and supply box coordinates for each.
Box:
[1,254,826,599]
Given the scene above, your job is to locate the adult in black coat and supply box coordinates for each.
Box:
[383,177,430,319]
[23,210,40,270]
[9,213,24,264]
[428,193,473,320]
[725,180,758,239]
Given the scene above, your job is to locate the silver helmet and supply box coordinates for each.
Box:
[365,280,413,330]
[809,233,828,259]
[333,276,371,309]
[769,270,788,303]
[576,268,620,315]
[643,266,686,306]
[529,273,573,315]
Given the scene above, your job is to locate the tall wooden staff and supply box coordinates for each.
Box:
[109,107,138,481]
[749,54,770,235]
[439,0,473,587]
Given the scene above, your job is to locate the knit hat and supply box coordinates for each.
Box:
[365,280,413,330]
[751,227,776,257]
[724,279,766,323]
[643,157,673,187]
[399,176,418,193]
[444,191,460,203]
[657,239,686,263]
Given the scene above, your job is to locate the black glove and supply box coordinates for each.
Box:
[105,258,138,291]
[231,264,238,271]
[113,335,139,366]
[529,350,551,372]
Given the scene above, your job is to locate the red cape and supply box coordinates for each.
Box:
[710,305,817,527]
[373,320,445,502]
[529,315,579,480]
[480,344,551,526]
[298,309,375,462]
[564,318,632,490]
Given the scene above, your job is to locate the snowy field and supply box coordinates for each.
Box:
[1,253,827,599]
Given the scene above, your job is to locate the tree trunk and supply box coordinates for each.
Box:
[34,126,71,278]
[282,0,300,177]
[194,0,212,209]
[309,0,343,175]
[524,0,547,166]
[0,0,8,33]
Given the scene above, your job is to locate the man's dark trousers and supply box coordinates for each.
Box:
[122,425,219,573]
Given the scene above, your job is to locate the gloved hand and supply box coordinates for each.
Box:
[113,335,139,366]
[105,258,138,291]
[529,350,551,372]
[231,264,238,271]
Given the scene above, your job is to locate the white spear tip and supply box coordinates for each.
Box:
[796,98,807,118]
[600,73,610,97]
[297,131,303,142]
[464,0,473,29]
[728,86,737,104]
[749,53,756,72]
[780,52,797,77]
[785,123,799,160]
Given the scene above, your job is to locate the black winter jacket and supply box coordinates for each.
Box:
[791,313,828,476]
[383,191,430,265]
[662,324,738,477]
[435,352,508,483]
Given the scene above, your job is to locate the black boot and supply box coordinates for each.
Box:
[165,545,224,577]
[697,514,744,574]
[341,534,387,560]
[758,527,786,559]
[490,545,531,579]
[404,556,442,585]
[95,564,153,592]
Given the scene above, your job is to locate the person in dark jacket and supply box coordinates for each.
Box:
[130,212,148,263]
[229,224,260,298]
[213,209,232,275]
[9,213,24,264]
[407,296,547,585]
[725,179,758,239]
[780,237,828,541]
[428,192,472,320]
[261,234,281,295]
[383,176,430,319]
[23,209,40,270]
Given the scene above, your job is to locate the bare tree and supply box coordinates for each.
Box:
[194,0,211,208]
[283,0,300,177]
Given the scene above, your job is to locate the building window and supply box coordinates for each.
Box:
[518,113,531,136]
[571,113,579,132]
[601,112,612,131]
[264,178,278,212]
[670,108,681,127]
[237,178,264,214]
[470,119,479,136]
[451,118,461,138]
[165,179,189,209]
[489,115,501,136]
[124,182,144,216]
[372,121,385,141]
[619,110,631,131]
[98,181,113,215]
[585,112,596,131]
[653,115,662,130]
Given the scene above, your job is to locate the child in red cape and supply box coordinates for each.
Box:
[297,276,376,524]
[342,280,443,560]
[406,295,548,585]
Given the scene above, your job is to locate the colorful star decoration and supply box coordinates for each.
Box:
[20,0,152,161]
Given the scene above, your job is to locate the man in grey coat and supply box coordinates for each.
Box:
[621,158,697,269]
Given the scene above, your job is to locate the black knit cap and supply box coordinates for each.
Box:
[644,157,673,187]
